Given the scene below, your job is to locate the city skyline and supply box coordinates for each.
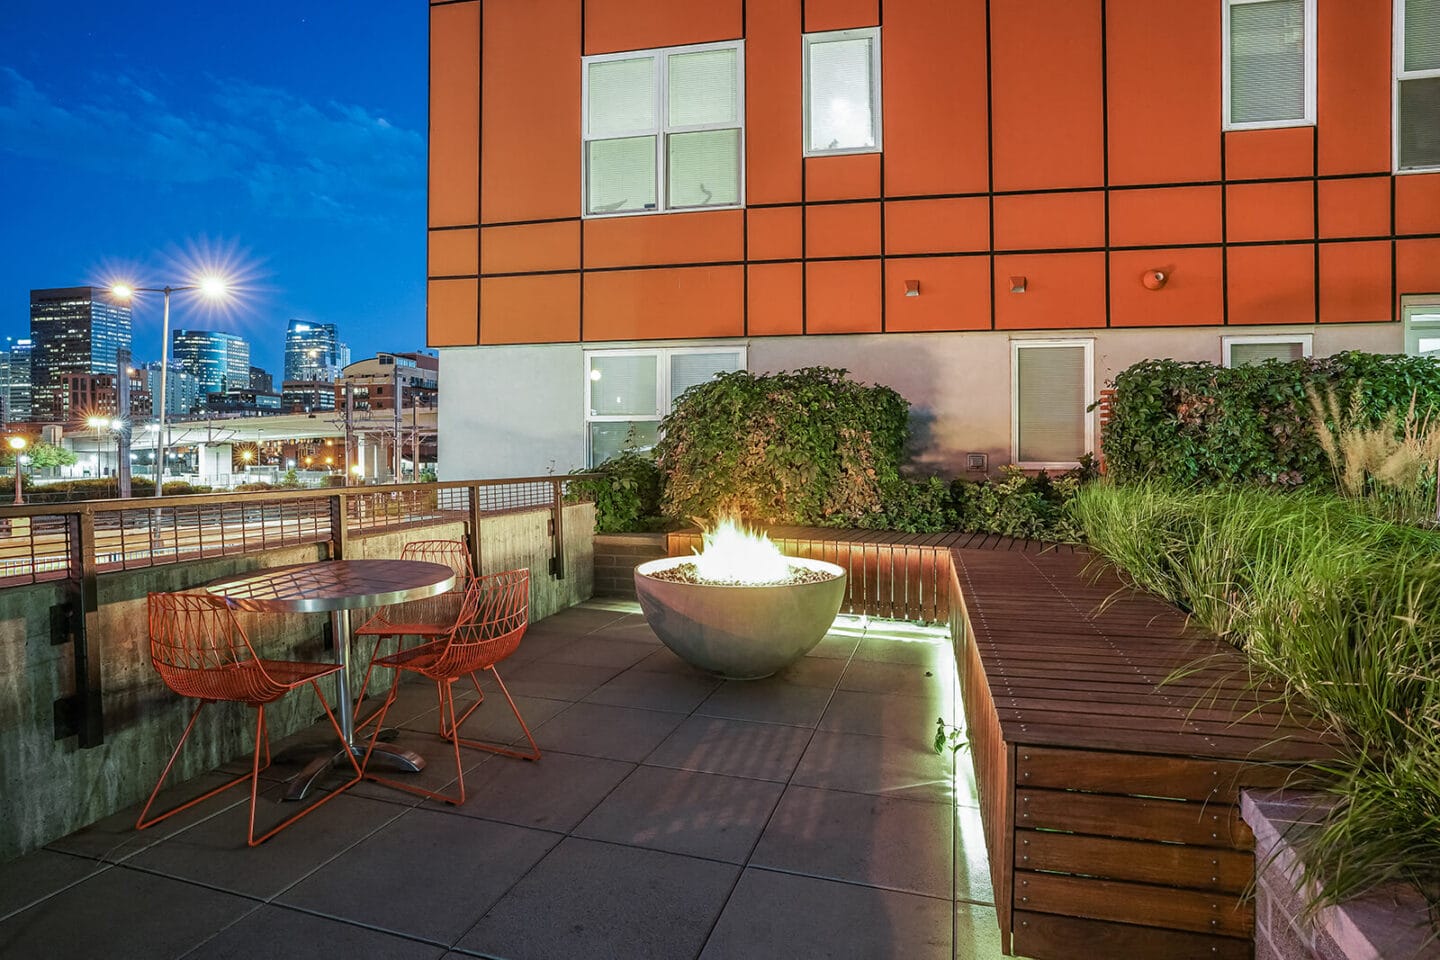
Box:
[0,0,428,377]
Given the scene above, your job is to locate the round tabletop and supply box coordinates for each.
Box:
[205,559,456,614]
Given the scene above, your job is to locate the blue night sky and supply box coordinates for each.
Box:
[0,0,428,377]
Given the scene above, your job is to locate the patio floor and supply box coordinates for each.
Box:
[0,601,1002,960]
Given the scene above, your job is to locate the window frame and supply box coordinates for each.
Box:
[802,27,883,158]
[1395,0,1440,173]
[1221,333,1314,367]
[1222,0,1317,131]
[581,40,746,219]
[1402,295,1440,356]
[1010,338,1095,472]
[583,344,748,466]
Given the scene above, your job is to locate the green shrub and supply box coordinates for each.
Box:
[1102,352,1440,487]
[26,477,212,502]
[952,465,1088,541]
[1075,483,1440,909]
[655,367,908,526]
[567,452,664,533]
[861,476,959,533]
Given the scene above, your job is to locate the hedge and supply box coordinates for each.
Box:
[1102,352,1440,487]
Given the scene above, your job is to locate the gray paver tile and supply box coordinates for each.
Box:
[456,837,738,960]
[751,784,953,898]
[583,665,722,713]
[45,771,249,864]
[278,808,558,944]
[792,729,954,803]
[955,901,1008,959]
[819,688,956,739]
[575,765,783,863]
[699,868,952,960]
[840,658,952,698]
[181,905,446,960]
[531,701,685,762]
[696,679,833,727]
[956,804,994,906]
[645,716,812,782]
[0,849,107,923]
[430,750,633,833]
[494,661,620,702]
[536,637,656,670]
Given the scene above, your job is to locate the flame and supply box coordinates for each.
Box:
[692,516,792,585]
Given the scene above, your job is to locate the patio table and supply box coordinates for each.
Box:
[205,558,456,800]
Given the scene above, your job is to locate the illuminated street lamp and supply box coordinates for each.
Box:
[111,277,230,496]
[8,436,27,505]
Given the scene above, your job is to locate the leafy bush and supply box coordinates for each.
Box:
[567,452,664,533]
[1102,352,1440,487]
[656,367,908,526]
[26,478,211,502]
[1075,483,1440,909]
[953,465,1088,541]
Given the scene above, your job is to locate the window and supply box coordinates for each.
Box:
[1397,0,1440,171]
[583,41,744,216]
[1223,0,1315,129]
[584,347,745,466]
[1011,340,1094,469]
[1223,334,1312,367]
[803,28,881,156]
[1403,297,1440,358]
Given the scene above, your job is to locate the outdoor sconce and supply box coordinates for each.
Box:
[1142,269,1168,291]
[1009,276,1027,294]
[904,280,921,297]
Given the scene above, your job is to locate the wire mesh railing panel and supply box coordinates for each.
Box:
[474,481,556,515]
[0,514,73,584]
[346,486,469,534]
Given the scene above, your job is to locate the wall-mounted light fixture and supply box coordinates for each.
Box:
[1009,276,1027,294]
[904,280,921,297]
[1141,269,1168,291]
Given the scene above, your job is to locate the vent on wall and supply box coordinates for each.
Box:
[966,453,988,471]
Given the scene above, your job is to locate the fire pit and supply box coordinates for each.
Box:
[634,519,847,680]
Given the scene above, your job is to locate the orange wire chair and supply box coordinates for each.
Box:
[361,569,537,806]
[352,539,474,732]
[137,592,361,847]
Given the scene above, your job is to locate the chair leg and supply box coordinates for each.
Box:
[363,675,469,806]
[443,673,489,736]
[353,634,398,732]
[136,701,257,831]
[450,666,540,762]
[246,681,363,847]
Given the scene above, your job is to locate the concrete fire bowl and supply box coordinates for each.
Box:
[633,556,847,680]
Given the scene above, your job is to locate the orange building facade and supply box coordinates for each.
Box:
[429,0,1440,477]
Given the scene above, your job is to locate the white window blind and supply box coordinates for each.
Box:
[1399,1,1440,170]
[670,351,741,402]
[1230,341,1305,366]
[1403,299,1440,357]
[1014,344,1090,466]
[1228,0,1310,126]
[588,354,658,417]
[804,29,881,155]
[583,42,743,216]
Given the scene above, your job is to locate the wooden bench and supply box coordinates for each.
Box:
[949,541,1337,960]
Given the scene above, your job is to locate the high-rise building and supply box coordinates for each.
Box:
[248,365,274,394]
[336,352,439,411]
[143,362,202,418]
[29,287,132,423]
[59,371,152,422]
[283,319,343,383]
[1,337,33,423]
[171,330,251,395]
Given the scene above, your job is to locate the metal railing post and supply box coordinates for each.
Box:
[56,509,104,746]
[329,491,349,561]
[551,478,566,579]
[467,482,483,575]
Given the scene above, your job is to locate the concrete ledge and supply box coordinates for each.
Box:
[1242,791,1440,960]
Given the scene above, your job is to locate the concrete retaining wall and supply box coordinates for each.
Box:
[0,503,593,861]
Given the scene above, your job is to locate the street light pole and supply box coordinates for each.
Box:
[8,436,27,505]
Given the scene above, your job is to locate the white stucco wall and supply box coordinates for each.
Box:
[438,323,1404,478]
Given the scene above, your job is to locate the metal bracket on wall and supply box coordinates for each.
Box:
[53,511,104,747]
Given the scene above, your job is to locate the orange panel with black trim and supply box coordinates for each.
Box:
[583,211,744,269]
[806,261,881,334]
[1319,242,1392,324]
[429,2,479,228]
[805,203,880,259]
[1397,239,1440,304]
[993,193,1105,251]
[746,0,803,205]
[993,253,1107,330]
[1226,182,1314,243]
[1108,187,1222,247]
[1318,178,1391,239]
[1317,0,1391,176]
[883,257,991,332]
[1396,174,1440,236]
[1224,128,1314,181]
[805,155,881,202]
[1227,245,1316,326]
[480,222,580,275]
[430,229,479,278]
[584,0,741,54]
[990,0,1105,191]
[804,0,878,32]
[583,266,744,341]
[1106,0,1220,185]
[747,263,804,337]
[883,0,989,197]
[885,198,990,255]
[480,275,581,344]
[428,279,478,347]
[481,0,580,225]
[1109,248,1224,328]
[748,207,803,261]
